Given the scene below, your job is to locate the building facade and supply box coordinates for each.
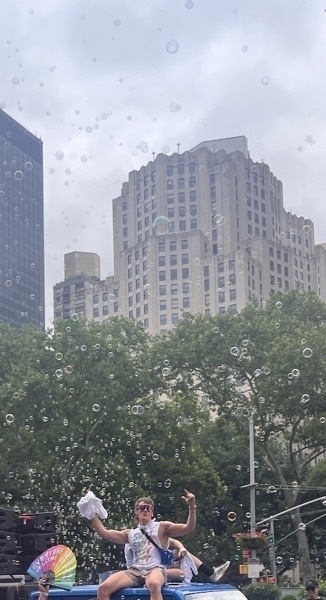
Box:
[54,136,326,333]
[0,110,44,329]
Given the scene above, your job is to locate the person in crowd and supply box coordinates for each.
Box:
[88,489,196,600]
[304,580,326,600]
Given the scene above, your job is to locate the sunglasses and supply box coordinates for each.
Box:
[137,504,152,512]
[306,588,316,592]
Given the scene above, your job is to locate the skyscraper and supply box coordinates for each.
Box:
[54,136,326,333]
[0,110,44,329]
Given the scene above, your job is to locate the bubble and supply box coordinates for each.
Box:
[303,224,311,233]
[320,417,326,424]
[298,522,306,530]
[253,460,259,468]
[63,418,68,426]
[230,346,240,356]
[166,40,179,54]
[42,416,48,423]
[55,151,64,160]
[214,214,226,225]
[235,465,242,471]
[92,404,100,412]
[153,215,170,235]
[227,511,237,522]
[169,102,181,113]
[5,414,15,425]
[297,145,303,152]
[241,45,248,52]
[86,125,93,133]
[138,141,148,153]
[80,155,88,162]
[276,556,283,564]
[152,454,159,461]
[300,394,310,404]
[12,77,20,85]
[225,401,233,409]
[113,18,121,27]
[5,280,12,287]
[28,8,34,15]
[14,170,23,180]
[303,348,312,358]
[276,301,282,309]
[292,368,300,377]
[245,512,251,519]
[185,0,193,7]
[55,352,63,360]
[64,365,73,374]
[261,75,270,86]
[164,479,171,488]
[132,405,144,416]
[71,313,79,321]
[268,486,277,493]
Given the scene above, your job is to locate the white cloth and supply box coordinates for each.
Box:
[77,490,108,520]
[180,553,198,583]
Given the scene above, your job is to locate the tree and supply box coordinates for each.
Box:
[150,291,326,579]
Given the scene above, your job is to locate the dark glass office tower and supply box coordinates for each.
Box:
[0,110,44,329]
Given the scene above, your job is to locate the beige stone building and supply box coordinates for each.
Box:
[53,136,326,332]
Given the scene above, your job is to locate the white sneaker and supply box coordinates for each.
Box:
[210,561,230,582]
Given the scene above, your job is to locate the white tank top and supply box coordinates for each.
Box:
[127,520,166,570]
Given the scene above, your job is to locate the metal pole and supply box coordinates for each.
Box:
[269,518,277,582]
[256,496,326,526]
[249,414,257,582]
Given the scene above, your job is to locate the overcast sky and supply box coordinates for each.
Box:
[1,0,326,325]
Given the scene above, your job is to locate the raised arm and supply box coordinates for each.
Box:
[91,515,129,544]
[162,489,196,537]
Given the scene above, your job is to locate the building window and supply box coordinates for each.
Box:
[170,255,177,266]
[229,273,236,285]
[178,164,184,174]
[182,282,190,294]
[102,305,109,316]
[190,219,197,229]
[160,314,167,325]
[170,269,178,280]
[270,275,275,285]
[93,294,99,304]
[179,220,186,231]
[178,192,185,203]
[129,310,133,318]
[128,282,133,293]
[167,179,174,190]
[159,256,166,267]
[168,207,174,218]
[181,239,188,249]
[183,297,190,308]
[171,283,178,295]
[135,307,140,318]
[159,285,166,296]
[160,300,167,311]
[167,194,174,204]
[210,187,216,199]
[229,259,235,270]
[270,261,274,271]
[248,224,252,234]
[190,205,197,216]
[122,201,128,211]
[189,176,196,187]
[144,303,148,314]
[128,297,133,307]
[144,318,149,328]
[182,268,189,279]
[135,264,140,275]
[158,241,165,252]
[136,292,140,304]
[247,210,252,220]
[167,165,173,176]
[114,302,119,312]
[171,298,178,309]
[123,213,128,224]
[143,275,148,286]
[123,227,128,237]
[182,253,189,264]
[172,313,179,325]
[179,206,186,217]
[178,178,185,188]
[189,190,197,202]
[218,276,225,288]
[204,279,210,291]
[230,289,236,301]
[93,307,99,318]
[218,291,225,303]
[145,217,149,227]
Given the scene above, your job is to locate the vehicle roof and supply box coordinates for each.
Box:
[30,583,243,600]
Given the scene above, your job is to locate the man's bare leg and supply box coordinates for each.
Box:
[145,568,165,600]
[97,571,136,600]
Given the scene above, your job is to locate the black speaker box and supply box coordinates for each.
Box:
[0,553,20,575]
[0,531,18,553]
[19,533,57,554]
[35,513,57,533]
[16,515,36,533]
[0,510,17,532]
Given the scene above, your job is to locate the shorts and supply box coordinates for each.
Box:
[125,566,167,587]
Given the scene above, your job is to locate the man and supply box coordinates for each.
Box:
[90,489,196,600]
[304,580,326,600]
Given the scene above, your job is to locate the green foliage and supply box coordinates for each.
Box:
[242,583,281,600]
[281,594,298,600]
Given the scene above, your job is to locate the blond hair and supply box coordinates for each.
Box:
[134,496,154,510]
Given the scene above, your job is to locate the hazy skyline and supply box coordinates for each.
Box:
[1,0,326,324]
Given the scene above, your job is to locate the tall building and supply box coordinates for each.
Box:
[0,110,44,329]
[54,136,326,333]
[53,252,119,322]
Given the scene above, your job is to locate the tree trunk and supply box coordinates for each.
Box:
[291,508,313,580]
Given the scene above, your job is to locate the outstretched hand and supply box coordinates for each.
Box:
[181,488,196,508]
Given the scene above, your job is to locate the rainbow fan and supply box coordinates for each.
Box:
[27,545,77,591]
